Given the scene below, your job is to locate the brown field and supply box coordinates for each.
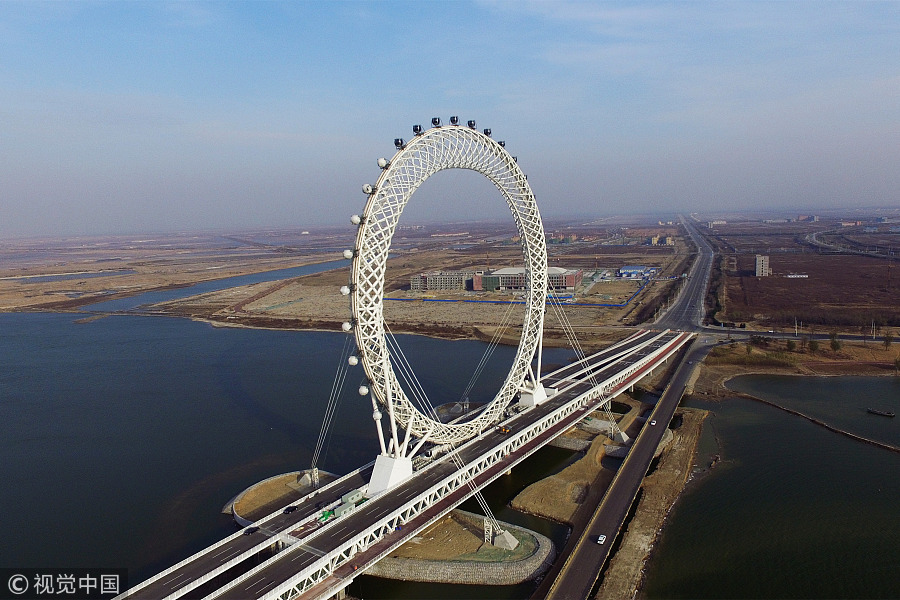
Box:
[1,223,694,344]
[720,253,898,330]
[0,231,348,311]
[701,218,900,331]
[145,229,693,342]
[708,221,830,253]
[153,242,688,346]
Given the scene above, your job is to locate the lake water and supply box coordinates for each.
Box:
[0,296,574,588]
[642,375,900,599]
[5,262,898,598]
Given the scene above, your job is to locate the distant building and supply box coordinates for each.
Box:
[618,265,656,279]
[471,267,583,292]
[707,220,726,228]
[755,255,771,277]
[410,270,476,291]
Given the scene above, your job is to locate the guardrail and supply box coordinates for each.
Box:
[252,332,692,600]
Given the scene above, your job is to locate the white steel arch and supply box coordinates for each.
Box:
[348,122,548,446]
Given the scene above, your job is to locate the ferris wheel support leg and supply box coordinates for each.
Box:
[408,426,433,459]
[518,380,556,408]
[371,393,388,456]
[367,454,413,497]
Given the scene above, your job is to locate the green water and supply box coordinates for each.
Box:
[642,376,900,599]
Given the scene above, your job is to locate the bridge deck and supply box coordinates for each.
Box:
[120,329,692,600]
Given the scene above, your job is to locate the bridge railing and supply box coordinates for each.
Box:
[117,461,375,600]
[252,331,693,600]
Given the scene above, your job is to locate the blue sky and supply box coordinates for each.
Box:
[1,1,898,237]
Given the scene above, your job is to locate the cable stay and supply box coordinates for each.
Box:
[546,286,623,439]
[458,298,517,408]
[382,321,507,542]
[310,333,355,480]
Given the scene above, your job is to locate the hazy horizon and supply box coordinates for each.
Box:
[2,1,898,238]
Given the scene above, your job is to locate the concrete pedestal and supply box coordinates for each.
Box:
[519,383,558,408]
[367,454,413,496]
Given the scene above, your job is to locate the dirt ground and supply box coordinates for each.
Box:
[0,250,329,312]
[704,220,899,331]
[506,388,708,600]
[147,250,683,342]
[1,228,691,341]
[385,511,537,563]
[509,398,644,525]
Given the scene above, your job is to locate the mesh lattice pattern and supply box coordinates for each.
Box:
[350,125,548,445]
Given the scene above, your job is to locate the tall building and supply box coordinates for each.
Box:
[755,255,771,277]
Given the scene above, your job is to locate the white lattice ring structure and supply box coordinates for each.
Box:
[349,122,548,446]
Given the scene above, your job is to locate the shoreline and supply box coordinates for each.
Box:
[620,363,898,598]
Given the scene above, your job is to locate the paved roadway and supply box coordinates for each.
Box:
[656,216,715,332]
[124,217,716,600]
[537,215,719,599]
[208,331,686,600]
[122,469,372,599]
[120,330,682,600]
[541,339,714,599]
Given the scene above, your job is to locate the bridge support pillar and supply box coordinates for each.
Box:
[367,454,413,497]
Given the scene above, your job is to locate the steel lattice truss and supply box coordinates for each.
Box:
[349,124,548,446]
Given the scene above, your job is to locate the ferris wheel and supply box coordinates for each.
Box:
[342,118,548,461]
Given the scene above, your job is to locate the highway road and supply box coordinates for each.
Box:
[120,330,685,600]
[656,216,715,332]
[537,215,718,599]
[124,218,719,600]
[541,339,713,599]
[122,470,372,599]
[210,331,685,599]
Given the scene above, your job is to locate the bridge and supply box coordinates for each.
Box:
[120,120,698,600]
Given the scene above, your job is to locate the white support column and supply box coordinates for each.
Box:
[371,395,387,456]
